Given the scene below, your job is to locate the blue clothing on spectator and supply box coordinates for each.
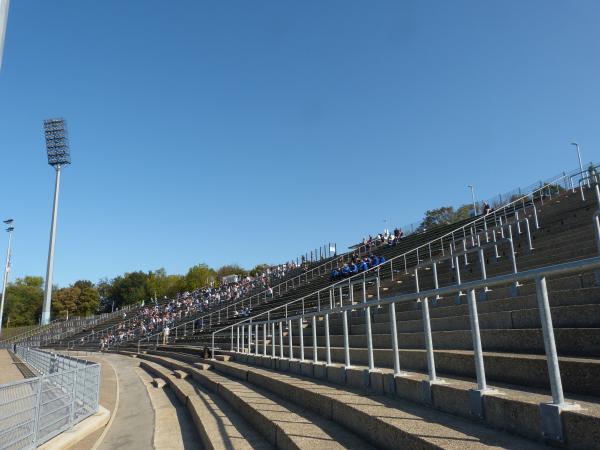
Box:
[379,256,386,264]
[350,263,359,273]
[372,256,380,266]
[359,261,369,271]
[342,266,351,275]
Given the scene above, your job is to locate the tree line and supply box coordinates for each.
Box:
[1,263,270,328]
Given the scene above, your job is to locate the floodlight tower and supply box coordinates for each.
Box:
[0,219,14,335]
[0,0,9,71]
[41,118,71,325]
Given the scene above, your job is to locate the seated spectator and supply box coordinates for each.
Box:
[379,255,386,264]
[483,202,492,214]
[331,268,340,281]
[372,255,380,266]
[349,262,359,274]
[341,264,351,277]
[359,259,369,272]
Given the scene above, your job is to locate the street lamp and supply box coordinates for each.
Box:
[467,185,477,216]
[41,118,71,325]
[0,219,13,336]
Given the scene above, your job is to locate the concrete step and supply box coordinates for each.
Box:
[139,357,272,449]
[142,351,550,449]
[140,354,376,449]
[225,354,600,449]
[247,344,600,397]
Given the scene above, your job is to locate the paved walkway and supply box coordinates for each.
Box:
[0,349,24,384]
[95,354,155,450]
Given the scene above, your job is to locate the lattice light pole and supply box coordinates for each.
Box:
[41,118,71,325]
[0,219,14,335]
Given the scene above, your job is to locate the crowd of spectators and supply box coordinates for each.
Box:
[330,254,386,281]
[97,261,310,349]
[361,227,405,252]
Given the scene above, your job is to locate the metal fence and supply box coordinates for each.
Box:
[0,348,100,450]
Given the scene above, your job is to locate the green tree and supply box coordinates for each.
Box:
[216,264,247,283]
[4,277,44,326]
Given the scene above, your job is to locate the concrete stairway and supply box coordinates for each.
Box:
[124,350,550,449]
[113,187,600,448]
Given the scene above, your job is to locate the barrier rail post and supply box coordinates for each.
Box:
[211,333,215,359]
[241,326,244,353]
[535,275,568,441]
[467,288,488,417]
[477,235,489,301]
[324,312,332,365]
[255,324,259,356]
[363,279,375,371]
[299,318,304,361]
[288,319,293,360]
[342,308,351,367]
[432,262,440,305]
[279,322,284,358]
[263,323,267,356]
[311,315,318,363]
[389,300,401,375]
[508,225,520,296]
[271,322,276,357]
[416,267,437,403]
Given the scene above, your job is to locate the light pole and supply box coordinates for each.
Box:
[467,185,477,216]
[41,118,71,325]
[0,219,14,336]
[0,0,9,71]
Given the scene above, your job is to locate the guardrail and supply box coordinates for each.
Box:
[0,348,101,450]
[135,166,594,351]
[211,178,600,443]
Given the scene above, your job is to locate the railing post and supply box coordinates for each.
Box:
[299,318,304,361]
[263,323,267,356]
[211,333,215,359]
[255,324,259,356]
[467,288,488,417]
[279,321,284,359]
[241,326,245,353]
[311,315,318,363]
[432,261,441,305]
[271,322,276,357]
[325,312,331,365]
[535,275,571,442]
[416,268,437,404]
[508,225,520,297]
[288,319,294,360]
[342,308,351,368]
[363,279,375,371]
[389,300,402,376]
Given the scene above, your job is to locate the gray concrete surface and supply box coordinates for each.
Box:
[94,353,154,450]
[0,349,24,384]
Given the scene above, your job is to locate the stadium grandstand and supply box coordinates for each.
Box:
[3,165,600,449]
[3,3,600,450]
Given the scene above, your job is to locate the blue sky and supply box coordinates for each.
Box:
[0,1,598,286]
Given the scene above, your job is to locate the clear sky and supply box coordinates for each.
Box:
[0,1,598,286]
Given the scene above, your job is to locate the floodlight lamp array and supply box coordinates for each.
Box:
[44,118,71,167]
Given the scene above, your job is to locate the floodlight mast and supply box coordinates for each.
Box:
[0,0,9,71]
[41,118,71,325]
[0,219,14,336]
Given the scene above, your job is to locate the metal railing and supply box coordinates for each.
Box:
[0,347,100,450]
[206,168,588,339]
[74,165,596,351]
[4,305,136,345]
[210,179,600,443]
